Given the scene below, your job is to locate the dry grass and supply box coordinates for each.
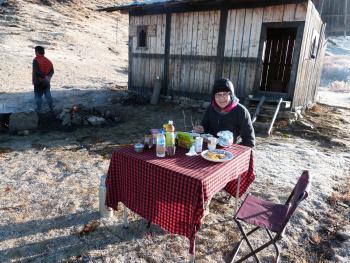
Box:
[321,56,350,85]
[327,176,350,205]
[310,104,324,113]
[310,233,323,245]
[344,177,350,202]
[328,81,350,93]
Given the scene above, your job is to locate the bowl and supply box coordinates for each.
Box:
[134,143,144,153]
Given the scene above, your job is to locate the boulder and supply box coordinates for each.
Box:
[9,111,38,132]
[295,120,314,130]
[58,109,72,126]
[335,226,350,242]
[87,116,106,126]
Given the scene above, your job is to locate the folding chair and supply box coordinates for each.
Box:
[231,170,312,263]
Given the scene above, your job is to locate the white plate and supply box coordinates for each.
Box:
[201,149,234,163]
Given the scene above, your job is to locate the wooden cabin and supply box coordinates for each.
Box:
[101,0,326,111]
[314,0,350,36]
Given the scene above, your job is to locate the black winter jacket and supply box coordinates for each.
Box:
[201,103,255,148]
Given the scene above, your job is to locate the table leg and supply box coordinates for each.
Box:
[234,173,241,215]
[123,205,129,229]
[189,237,196,262]
[189,240,195,263]
[203,196,212,219]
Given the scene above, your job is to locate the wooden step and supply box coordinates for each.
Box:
[246,96,291,109]
[257,113,275,119]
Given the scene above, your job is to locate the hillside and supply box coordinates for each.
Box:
[0,0,130,93]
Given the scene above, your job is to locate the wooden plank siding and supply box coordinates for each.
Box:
[292,0,325,109]
[127,1,326,105]
[129,14,166,91]
[222,3,306,99]
[168,11,220,97]
[313,0,350,36]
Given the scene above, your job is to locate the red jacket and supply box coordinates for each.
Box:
[32,54,54,85]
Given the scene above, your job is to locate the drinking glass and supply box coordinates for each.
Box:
[207,137,217,151]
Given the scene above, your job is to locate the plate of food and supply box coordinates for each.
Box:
[201,149,234,163]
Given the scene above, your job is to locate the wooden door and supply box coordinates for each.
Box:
[260,27,297,93]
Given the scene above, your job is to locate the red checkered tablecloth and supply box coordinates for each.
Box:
[106,144,254,253]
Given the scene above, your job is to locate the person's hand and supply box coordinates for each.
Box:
[45,76,51,82]
[193,125,204,133]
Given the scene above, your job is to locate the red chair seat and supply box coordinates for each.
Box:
[236,195,290,232]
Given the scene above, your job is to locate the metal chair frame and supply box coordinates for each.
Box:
[231,171,310,263]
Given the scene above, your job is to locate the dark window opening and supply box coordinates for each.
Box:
[137,26,147,48]
[260,27,297,93]
[310,35,318,59]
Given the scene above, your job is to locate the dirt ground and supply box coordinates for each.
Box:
[276,103,350,149]
[1,0,350,262]
[1,96,349,262]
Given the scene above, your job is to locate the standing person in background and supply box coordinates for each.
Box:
[194,78,255,148]
[32,46,54,112]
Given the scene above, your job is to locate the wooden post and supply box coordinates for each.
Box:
[215,8,228,80]
[163,13,171,95]
[345,0,348,37]
[251,96,265,123]
[320,0,325,15]
[128,16,133,91]
[267,97,283,135]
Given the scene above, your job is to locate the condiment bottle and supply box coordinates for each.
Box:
[165,120,175,156]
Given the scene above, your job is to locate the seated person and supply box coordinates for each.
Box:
[194,78,255,148]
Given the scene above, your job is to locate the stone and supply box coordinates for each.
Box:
[87,116,106,126]
[17,130,30,136]
[278,111,297,120]
[335,230,350,242]
[201,101,211,109]
[58,110,72,126]
[162,95,172,101]
[9,111,38,132]
[296,120,314,130]
[330,138,348,148]
[71,113,83,125]
[296,109,303,119]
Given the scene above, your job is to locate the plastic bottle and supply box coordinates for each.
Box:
[165,120,175,155]
[156,130,166,157]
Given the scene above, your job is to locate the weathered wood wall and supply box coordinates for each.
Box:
[313,0,350,36]
[222,3,307,98]
[129,1,323,107]
[292,1,325,109]
[168,11,220,96]
[129,14,166,91]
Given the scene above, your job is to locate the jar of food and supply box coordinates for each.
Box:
[134,143,144,153]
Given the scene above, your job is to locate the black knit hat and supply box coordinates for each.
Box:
[35,46,45,55]
[211,78,235,99]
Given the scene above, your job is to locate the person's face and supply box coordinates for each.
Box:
[214,91,231,108]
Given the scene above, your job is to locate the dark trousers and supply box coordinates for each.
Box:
[34,81,53,111]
